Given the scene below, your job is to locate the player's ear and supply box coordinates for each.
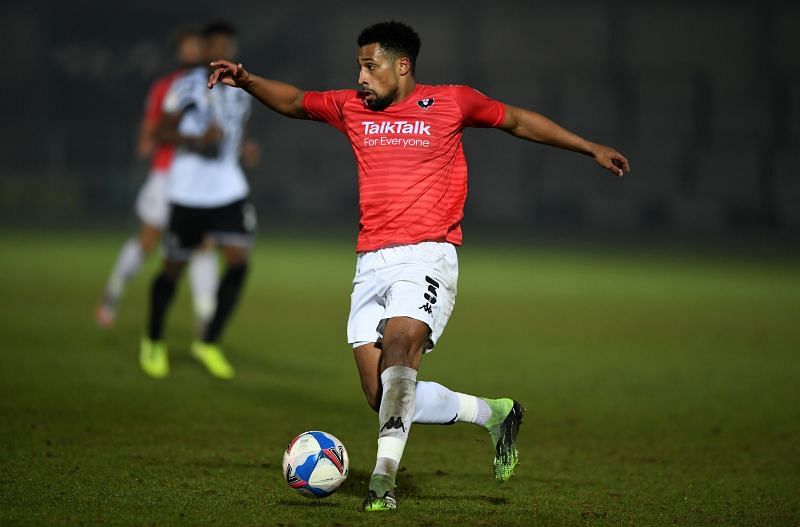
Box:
[398,56,411,77]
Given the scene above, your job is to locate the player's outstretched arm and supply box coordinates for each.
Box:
[499,105,630,177]
[208,60,309,120]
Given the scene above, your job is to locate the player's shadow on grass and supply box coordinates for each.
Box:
[335,467,419,498]
[336,468,508,506]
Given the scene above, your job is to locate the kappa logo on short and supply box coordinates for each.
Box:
[381,416,406,433]
[417,97,435,110]
[418,303,433,314]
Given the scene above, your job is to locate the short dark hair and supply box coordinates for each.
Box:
[203,21,237,38]
[358,21,421,73]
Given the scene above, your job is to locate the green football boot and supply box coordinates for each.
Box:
[139,337,169,378]
[191,341,235,379]
[363,473,397,512]
[483,398,525,482]
[362,490,397,512]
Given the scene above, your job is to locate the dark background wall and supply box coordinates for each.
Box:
[1,1,799,241]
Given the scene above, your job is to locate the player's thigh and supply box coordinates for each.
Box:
[210,199,256,262]
[379,242,459,352]
[163,204,207,262]
[135,173,170,231]
[138,223,162,253]
[346,252,387,348]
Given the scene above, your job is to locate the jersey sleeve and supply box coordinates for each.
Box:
[453,86,506,128]
[302,90,354,132]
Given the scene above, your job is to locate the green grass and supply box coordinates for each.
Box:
[1,231,799,526]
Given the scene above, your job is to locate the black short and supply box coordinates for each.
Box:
[164,199,257,261]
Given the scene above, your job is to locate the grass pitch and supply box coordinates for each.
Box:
[1,231,799,526]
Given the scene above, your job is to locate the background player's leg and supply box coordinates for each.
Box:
[140,258,185,378]
[96,223,160,326]
[202,244,248,344]
[148,259,186,341]
[191,244,248,380]
[187,242,219,330]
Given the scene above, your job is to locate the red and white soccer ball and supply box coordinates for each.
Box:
[282,431,349,498]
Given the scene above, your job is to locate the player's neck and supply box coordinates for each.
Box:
[391,79,417,106]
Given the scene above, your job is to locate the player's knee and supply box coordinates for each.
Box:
[161,261,185,281]
[381,333,422,368]
[140,238,158,254]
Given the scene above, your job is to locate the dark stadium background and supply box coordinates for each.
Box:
[3,0,798,243]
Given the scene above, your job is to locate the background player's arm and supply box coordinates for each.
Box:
[208,60,308,120]
[156,111,222,155]
[136,120,157,160]
[499,105,630,177]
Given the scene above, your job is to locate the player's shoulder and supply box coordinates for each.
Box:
[169,66,207,91]
[331,89,361,103]
[423,83,487,99]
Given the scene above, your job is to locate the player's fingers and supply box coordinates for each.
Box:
[616,154,631,172]
[208,68,222,88]
[607,157,624,177]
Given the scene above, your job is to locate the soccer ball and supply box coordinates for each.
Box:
[282,431,349,498]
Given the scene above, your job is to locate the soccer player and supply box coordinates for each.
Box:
[208,21,630,510]
[96,28,219,330]
[140,21,255,380]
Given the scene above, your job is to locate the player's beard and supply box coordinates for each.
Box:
[365,86,398,111]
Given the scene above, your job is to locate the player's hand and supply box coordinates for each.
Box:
[591,144,630,177]
[208,60,250,90]
[199,123,223,146]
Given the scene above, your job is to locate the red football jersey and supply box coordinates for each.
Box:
[142,71,181,172]
[303,84,505,252]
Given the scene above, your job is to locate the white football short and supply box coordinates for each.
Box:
[347,241,458,352]
[134,171,170,228]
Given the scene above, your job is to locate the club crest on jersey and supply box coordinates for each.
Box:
[417,97,435,110]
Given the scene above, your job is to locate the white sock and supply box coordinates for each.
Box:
[413,381,492,427]
[457,392,492,427]
[188,248,218,324]
[103,237,144,307]
[372,366,417,489]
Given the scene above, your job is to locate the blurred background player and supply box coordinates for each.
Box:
[140,21,255,380]
[95,27,219,330]
[208,20,629,511]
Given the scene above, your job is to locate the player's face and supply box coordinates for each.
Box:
[358,43,401,111]
[177,35,205,66]
[207,34,238,61]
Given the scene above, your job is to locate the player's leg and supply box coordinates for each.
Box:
[140,202,201,378]
[96,174,168,327]
[190,244,246,379]
[354,344,525,484]
[140,258,186,378]
[191,200,255,379]
[187,239,219,331]
[363,316,426,512]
